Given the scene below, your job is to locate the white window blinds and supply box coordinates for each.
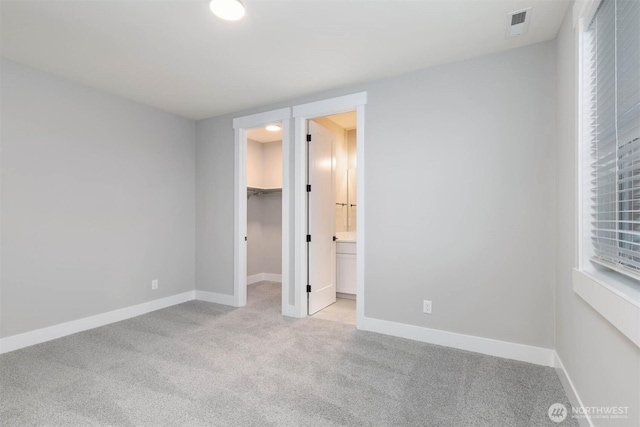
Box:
[585,0,640,277]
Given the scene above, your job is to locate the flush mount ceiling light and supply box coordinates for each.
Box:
[209,0,245,21]
[266,124,281,131]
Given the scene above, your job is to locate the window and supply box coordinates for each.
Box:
[583,0,640,280]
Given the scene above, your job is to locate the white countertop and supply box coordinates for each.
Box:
[335,232,356,243]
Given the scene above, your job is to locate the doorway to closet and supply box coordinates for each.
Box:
[245,124,283,302]
[306,111,358,325]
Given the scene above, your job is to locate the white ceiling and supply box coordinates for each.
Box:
[247,125,283,143]
[0,0,570,120]
[326,111,357,130]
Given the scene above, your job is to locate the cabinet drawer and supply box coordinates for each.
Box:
[336,241,356,254]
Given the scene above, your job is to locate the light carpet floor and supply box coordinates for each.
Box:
[0,281,577,426]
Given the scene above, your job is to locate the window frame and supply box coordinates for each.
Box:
[574,0,640,348]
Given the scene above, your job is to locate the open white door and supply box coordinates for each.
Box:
[307,121,336,315]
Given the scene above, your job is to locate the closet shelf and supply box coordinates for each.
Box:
[247,187,282,198]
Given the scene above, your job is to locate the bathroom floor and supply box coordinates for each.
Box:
[311,297,356,325]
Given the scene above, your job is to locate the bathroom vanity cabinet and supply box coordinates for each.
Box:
[336,241,356,295]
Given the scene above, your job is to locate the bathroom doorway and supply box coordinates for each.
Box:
[291,92,367,328]
[306,112,358,324]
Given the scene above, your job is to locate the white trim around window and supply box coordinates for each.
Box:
[574,0,640,348]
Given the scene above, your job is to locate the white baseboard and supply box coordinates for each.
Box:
[247,273,282,285]
[247,274,263,285]
[263,273,282,282]
[554,352,593,427]
[359,316,555,367]
[195,290,237,306]
[0,291,196,355]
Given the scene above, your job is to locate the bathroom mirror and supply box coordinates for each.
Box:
[347,168,356,231]
[335,128,357,233]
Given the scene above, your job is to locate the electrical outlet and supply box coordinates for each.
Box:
[152,279,158,290]
[423,300,432,314]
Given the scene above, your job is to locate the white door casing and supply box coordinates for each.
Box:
[307,121,337,315]
[233,108,292,312]
[231,94,368,322]
[292,92,367,322]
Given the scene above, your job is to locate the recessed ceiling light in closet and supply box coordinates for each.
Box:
[209,0,245,21]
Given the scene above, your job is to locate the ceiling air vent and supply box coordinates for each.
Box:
[506,8,532,39]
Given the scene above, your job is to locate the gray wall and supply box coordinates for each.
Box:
[260,140,283,276]
[196,41,557,349]
[1,60,196,338]
[247,138,283,277]
[247,195,264,276]
[261,194,282,275]
[247,193,282,277]
[247,138,264,277]
[555,10,640,426]
[195,115,235,296]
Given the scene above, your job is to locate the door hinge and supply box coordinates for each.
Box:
[307,134,312,142]
[307,184,311,192]
[307,235,311,242]
[245,236,247,241]
[333,236,337,241]
[307,285,311,292]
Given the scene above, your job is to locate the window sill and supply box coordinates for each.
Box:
[572,268,640,348]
